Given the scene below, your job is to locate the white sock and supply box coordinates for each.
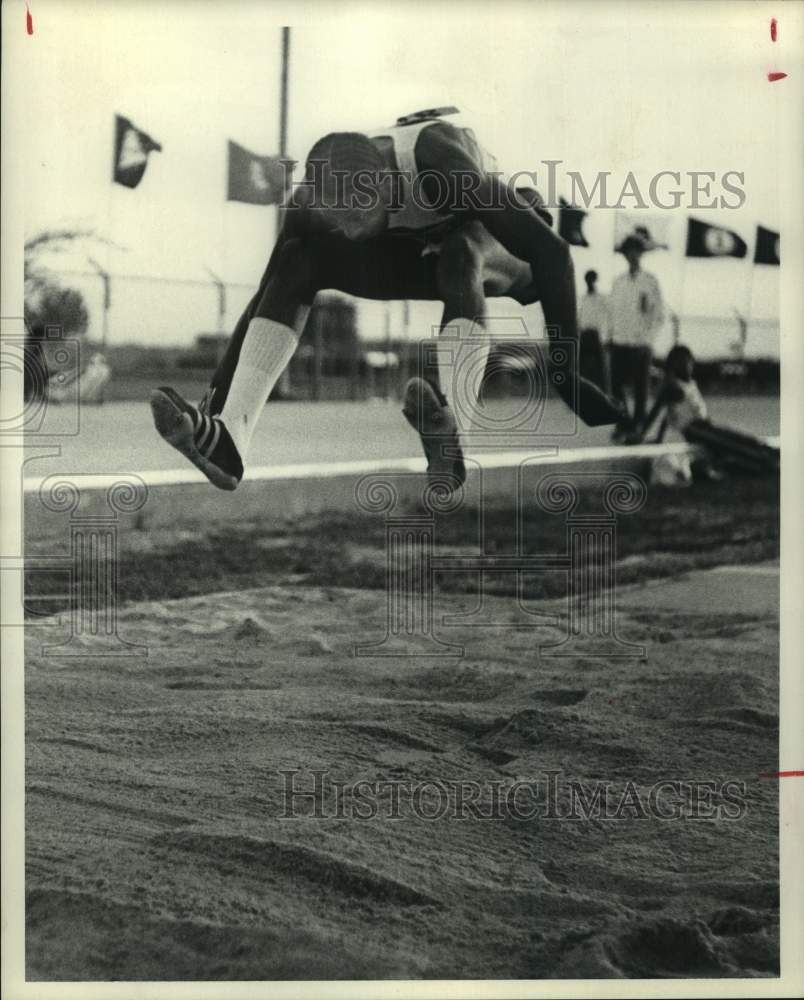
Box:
[220,317,298,458]
[436,317,490,418]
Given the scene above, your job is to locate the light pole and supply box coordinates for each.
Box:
[205,267,227,333]
[669,310,680,345]
[279,27,290,166]
[88,257,111,350]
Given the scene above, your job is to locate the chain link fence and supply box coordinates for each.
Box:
[35,269,779,403]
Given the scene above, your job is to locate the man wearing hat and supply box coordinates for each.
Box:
[151,110,625,493]
[609,226,665,438]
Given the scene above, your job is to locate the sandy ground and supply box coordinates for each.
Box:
[25,565,779,980]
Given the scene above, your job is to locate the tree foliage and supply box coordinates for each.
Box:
[24,227,110,336]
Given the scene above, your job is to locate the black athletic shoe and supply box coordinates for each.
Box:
[150,386,243,491]
[402,377,466,493]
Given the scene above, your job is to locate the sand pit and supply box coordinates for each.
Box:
[25,572,779,980]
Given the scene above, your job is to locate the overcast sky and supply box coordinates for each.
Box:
[19,0,791,350]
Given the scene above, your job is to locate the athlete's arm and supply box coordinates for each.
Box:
[416,123,625,427]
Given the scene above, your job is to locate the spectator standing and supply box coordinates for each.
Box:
[577,269,611,393]
[609,226,665,437]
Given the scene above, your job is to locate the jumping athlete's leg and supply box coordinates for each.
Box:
[295,229,458,488]
[400,224,492,488]
[207,238,315,416]
[150,237,317,489]
[429,223,489,389]
[213,238,315,458]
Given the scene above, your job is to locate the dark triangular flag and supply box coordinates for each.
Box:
[685,218,747,258]
[754,226,780,266]
[558,196,589,247]
[227,141,294,206]
[113,114,162,189]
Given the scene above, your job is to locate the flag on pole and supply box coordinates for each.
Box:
[614,212,670,252]
[685,218,747,258]
[754,226,780,266]
[113,114,162,189]
[558,197,589,247]
[227,141,294,205]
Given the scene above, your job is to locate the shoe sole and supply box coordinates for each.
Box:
[402,378,466,488]
[150,389,239,492]
[402,377,443,434]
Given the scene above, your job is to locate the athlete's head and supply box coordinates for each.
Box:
[304,132,389,241]
[666,344,695,381]
[584,269,598,292]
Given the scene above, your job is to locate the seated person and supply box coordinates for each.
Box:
[637,345,778,477]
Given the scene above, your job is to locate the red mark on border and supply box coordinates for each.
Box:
[26,3,33,35]
[767,72,788,82]
[770,18,777,42]
[759,770,804,779]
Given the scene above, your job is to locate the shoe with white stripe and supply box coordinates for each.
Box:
[150,386,243,491]
[402,377,466,494]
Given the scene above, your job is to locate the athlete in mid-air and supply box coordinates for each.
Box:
[151,108,625,491]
